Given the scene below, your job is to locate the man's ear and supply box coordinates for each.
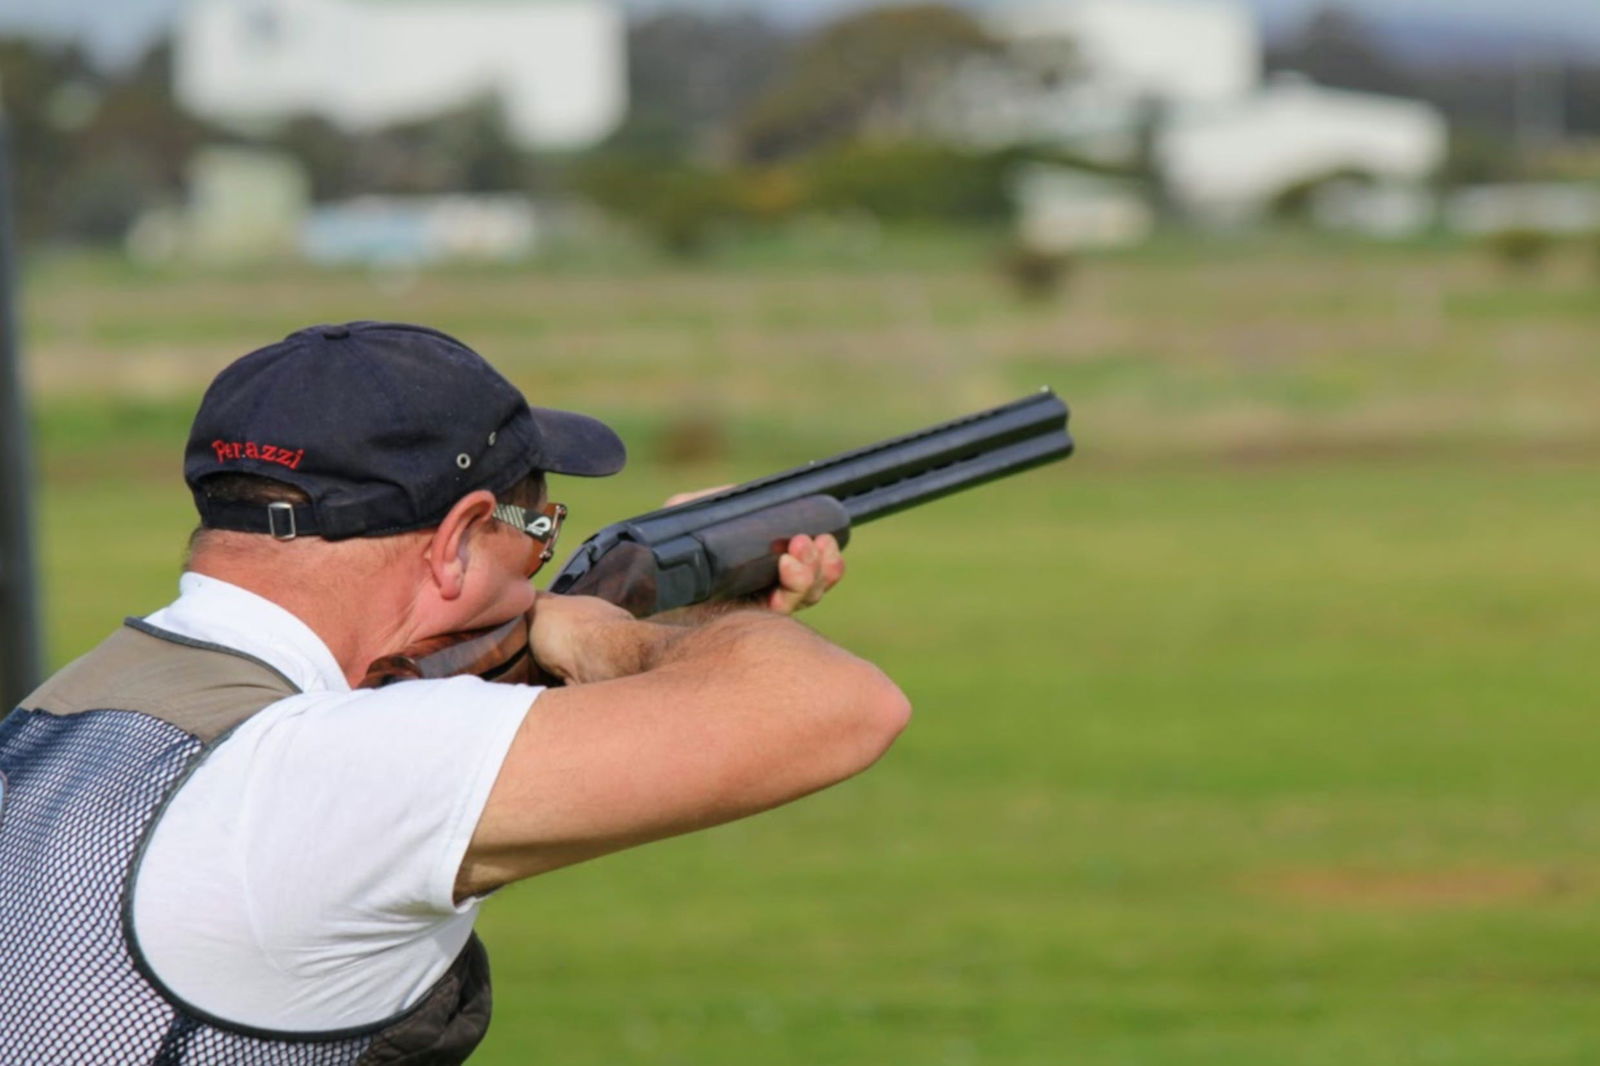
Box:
[426,490,498,600]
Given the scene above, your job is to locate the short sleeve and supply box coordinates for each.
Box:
[238,677,534,916]
[132,676,534,1031]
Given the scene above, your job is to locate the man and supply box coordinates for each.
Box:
[0,322,910,1063]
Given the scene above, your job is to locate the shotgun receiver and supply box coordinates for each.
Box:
[548,389,1073,617]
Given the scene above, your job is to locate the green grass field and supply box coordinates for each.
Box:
[20,235,1600,1064]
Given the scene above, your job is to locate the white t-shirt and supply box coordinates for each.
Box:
[130,573,535,1033]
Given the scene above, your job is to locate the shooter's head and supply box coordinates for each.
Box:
[183,321,625,542]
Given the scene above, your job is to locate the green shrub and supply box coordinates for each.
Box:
[1484,227,1555,273]
[802,143,1011,224]
[995,243,1074,302]
[569,158,741,257]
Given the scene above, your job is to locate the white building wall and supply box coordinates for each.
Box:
[1159,78,1448,220]
[177,0,625,151]
[988,0,1260,105]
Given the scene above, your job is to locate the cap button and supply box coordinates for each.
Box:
[320,325,352,340]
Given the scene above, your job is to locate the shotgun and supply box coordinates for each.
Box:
[361,389,1071,687]
[549,388,1072,616]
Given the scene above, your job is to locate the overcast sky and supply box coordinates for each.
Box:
[0,0,1596,68]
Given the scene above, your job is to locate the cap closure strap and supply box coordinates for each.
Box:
[193,497,321,537]
[267,501,298,541]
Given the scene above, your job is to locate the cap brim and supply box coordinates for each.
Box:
[529,406,627,477]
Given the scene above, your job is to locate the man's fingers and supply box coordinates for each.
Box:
[816,535,845,590]
[800,541,829,608]
[764,545,804,614]
[764,533,845,615]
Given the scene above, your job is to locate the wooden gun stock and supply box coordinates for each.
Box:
[359,612,544,689]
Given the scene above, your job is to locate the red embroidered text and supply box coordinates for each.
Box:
[211,439,305,470]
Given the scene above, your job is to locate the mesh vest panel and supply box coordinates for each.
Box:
[0,708,376,1064]
[0,621,492,1065]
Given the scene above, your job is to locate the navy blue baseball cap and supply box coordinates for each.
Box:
[185,321,626,539]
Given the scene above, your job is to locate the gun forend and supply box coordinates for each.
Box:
[550,389,1072,616]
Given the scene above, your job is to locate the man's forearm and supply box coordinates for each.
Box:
[536,596,791,685]
[648,597,761,629]
[562,616,686,683]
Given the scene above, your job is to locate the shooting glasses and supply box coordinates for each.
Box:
[493,500,567,575]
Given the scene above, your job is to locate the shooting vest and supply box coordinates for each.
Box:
[0,620,492,1065]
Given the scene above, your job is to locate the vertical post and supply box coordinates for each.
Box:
[0,101,45,710]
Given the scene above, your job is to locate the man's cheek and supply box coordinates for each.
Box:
[491,578,538,624]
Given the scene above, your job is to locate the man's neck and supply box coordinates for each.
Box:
[188,553,421,688]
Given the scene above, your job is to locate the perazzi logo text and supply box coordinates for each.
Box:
[211,439,306,471]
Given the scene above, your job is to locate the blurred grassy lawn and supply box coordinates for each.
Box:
[21,233,1600,1064]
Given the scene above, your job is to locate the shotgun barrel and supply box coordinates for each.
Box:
[549,389,1072,616]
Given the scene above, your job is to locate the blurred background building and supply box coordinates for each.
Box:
[0,0,1597,261]
[175,0,626,151]
[930,0,1447,237]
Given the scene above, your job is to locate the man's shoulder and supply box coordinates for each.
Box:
[20,622,297,744]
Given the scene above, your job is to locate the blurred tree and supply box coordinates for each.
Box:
[612,11,790,162]
[53,40,211,242]
[1565,64,1600,138]
[1438,124,1521,184]
[733,4,995,163]
[803,142,1012,223]
[1268,9,1600,161]
[1267,5,1417,97]
[269,96,536,199]
[569,156,738,256]
[1360,55,1598,148]
[83,42,208,189]
[452,101,533,193]
[275,115,356,201]
[1395,58,1600,182]
[371,97,532,193]
[0,37,214,245]
[0,38,98,241]
[727,165,806,224]
[53,151,169,244]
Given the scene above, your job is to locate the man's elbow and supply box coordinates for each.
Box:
[840,663,912,773]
